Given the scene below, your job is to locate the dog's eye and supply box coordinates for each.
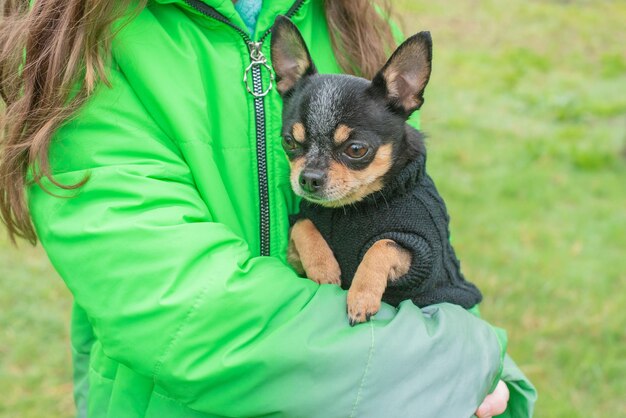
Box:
[282,135,299,152]
[344,143,369,159]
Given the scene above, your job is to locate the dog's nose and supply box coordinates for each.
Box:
[299,170,326,193]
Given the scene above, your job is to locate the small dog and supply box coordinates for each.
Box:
[271,16,482,325]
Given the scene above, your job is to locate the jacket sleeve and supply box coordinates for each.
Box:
[29,68,505,417]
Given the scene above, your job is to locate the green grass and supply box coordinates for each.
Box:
[2,1,625,417]
[0,239,73,417]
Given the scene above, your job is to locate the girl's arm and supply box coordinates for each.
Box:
[29,66,505,417]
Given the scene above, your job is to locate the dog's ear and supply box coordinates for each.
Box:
[270,15,317,96]
[369,31,432,116]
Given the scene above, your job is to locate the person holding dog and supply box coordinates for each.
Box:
[0,0,534,417]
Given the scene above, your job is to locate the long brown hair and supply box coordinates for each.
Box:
[324,0,395,79]
[0,0,396,244]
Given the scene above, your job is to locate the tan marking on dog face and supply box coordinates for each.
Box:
[333,124,353,145]
[289,156,306,193]
[321,143,394,206]
[292,122,306,143]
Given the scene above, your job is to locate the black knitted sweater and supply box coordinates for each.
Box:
[291,153,482,308]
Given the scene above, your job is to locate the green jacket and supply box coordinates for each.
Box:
[29,0,536,416]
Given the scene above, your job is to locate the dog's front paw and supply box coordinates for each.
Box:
[346,288,381,326]
[306,256,341,286]
[287,239,305,275]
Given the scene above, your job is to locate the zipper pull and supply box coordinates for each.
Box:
[244,41,274,98]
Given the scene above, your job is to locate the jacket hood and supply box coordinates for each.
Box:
[152,0,307,40]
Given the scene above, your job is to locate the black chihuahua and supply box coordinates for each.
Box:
[271,16,482,325]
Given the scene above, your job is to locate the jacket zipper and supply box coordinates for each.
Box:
[183,0,305,256]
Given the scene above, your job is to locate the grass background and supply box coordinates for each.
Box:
[1,0,625,417]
